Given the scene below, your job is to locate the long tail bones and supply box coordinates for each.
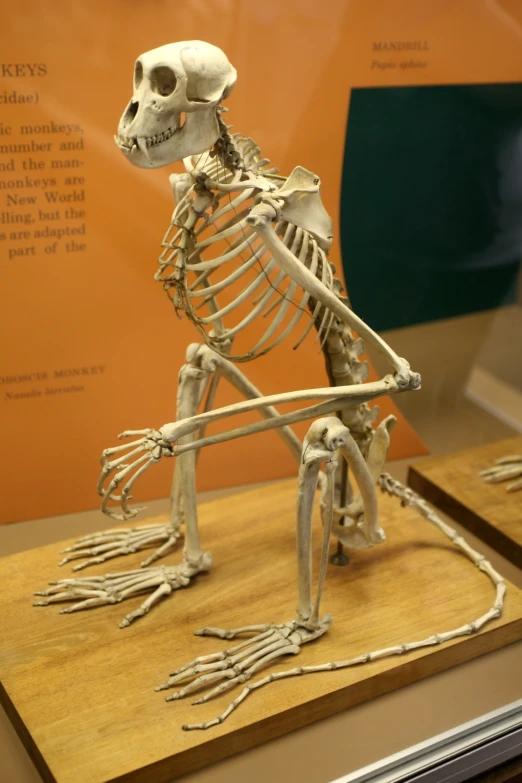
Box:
[155,477,505,732]
[98,428,175,521]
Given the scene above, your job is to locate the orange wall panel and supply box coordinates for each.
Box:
[5,1,519,522]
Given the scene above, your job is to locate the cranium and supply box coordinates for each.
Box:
[115,40,237,169]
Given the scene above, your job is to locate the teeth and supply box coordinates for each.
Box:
[115,134,134,150]
[116,122,178,155]
[136,136,151,161]
[144,124,178,148]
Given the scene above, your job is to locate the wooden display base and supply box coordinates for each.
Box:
[409,436,522,569]
[2,481,522,783]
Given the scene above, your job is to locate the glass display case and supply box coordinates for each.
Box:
[1,2,521,782]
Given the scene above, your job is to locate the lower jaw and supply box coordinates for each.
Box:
[120,137,179,169]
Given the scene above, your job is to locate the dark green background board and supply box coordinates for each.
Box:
[340,83,522,331]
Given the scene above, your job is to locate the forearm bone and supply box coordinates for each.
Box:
[247,206,419,386]
[156,375,398,455]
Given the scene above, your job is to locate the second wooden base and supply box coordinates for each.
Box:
[409,436,522,568]
[1,480,522,783]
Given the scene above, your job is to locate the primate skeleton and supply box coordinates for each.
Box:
[35,41,506,730]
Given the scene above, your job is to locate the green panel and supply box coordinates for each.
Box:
[340,84,522,331]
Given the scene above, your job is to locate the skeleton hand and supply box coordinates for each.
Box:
[34,559,209,627]
[98,428,175,521]
[480,455,522,492]
[156,617,331,730]
[58,522,181,571]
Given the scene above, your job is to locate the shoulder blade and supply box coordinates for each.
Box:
[276,166,333,251]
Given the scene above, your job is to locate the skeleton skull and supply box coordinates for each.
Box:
[115,41,237,169]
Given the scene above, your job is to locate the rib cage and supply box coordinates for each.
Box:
[154,130,381,454]
[155,144,337,363]
[152,134,382,454]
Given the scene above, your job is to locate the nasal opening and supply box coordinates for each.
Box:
[122,100,139,129]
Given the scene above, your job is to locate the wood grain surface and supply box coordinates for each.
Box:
[409,436,522,568]
[2,480,522,783]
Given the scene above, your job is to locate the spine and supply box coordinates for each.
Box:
[319,283,379,458]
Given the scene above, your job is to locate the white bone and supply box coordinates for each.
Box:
[480,454,522,491]
[252,233,313,354]
[179,476,506,730]
[35,41,507,737]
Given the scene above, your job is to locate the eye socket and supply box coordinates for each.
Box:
[150,66,177,97]
[134,60,143,89]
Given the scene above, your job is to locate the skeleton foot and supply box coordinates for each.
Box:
[480,455,522,492]
[58,523,181,571]
[34,554,211,627]
[156,616,332,730]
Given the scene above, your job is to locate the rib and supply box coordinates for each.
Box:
[195,258,279,325]
[219,268,288,338]
[186,235,259,272]
[188,232,257,291]
[194,218,250,250]
[205,188,255,226]
[188,239,264,299]
[312,248,335,346]
[292,239,322,350]
[252,233,314,355]
[248,229,304,353]
[188,214,255,292]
